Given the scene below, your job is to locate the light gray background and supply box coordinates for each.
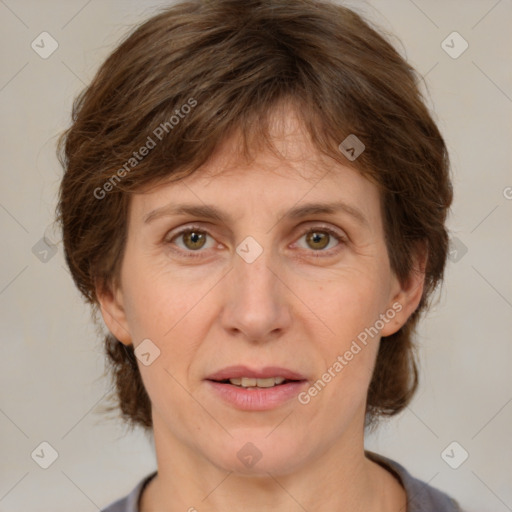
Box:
[1,1,511,511]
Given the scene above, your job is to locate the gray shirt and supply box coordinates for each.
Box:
[101,451,463,511]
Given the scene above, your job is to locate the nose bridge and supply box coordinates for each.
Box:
[236,244,277,298]
[221,238,290,340]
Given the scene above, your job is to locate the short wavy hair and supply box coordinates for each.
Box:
[56,0,452,432]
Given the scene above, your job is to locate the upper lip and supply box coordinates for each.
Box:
[206,365,307,381]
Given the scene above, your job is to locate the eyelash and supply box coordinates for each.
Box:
[165,224,346,259]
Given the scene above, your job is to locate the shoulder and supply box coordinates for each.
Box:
[101,472,157,512]
[365,451,464,512]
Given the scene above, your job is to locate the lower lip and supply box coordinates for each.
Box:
[206,380,307,411]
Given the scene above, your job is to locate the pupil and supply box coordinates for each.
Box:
[186,231,205,249]
[308,231,328,250]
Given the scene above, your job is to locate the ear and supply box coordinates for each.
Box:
[381,244,427,337]
[95,278,132,346]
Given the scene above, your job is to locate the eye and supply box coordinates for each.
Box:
[295,226,345,254]
[166,226,217,256]
[165,224,346,259]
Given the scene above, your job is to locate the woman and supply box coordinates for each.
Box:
[57,0,462,510]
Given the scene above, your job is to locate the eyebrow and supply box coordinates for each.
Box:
[143,200,369,227]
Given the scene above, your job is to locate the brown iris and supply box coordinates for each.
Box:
[183,231,207,250]
[306,231,330,250]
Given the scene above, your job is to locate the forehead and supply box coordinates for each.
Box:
[194,102,336,183]
[130,104,381,228]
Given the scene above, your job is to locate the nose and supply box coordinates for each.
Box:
[219,243,292,343]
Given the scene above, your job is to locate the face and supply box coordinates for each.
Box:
[99,107,423,476]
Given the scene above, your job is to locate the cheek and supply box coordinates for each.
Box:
[121,256,220,377]
[120,247,186,336]
[295,269,390,399]
[296,278,386,427]
[304,271,390,347]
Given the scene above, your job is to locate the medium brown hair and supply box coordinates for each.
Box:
[57,0,452,431]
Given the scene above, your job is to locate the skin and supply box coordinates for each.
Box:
[97,104,425,512]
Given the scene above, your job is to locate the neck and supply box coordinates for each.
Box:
[140,414,406,512]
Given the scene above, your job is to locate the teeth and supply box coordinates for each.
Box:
[228,377,286,388]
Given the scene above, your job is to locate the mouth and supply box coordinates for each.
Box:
[211,376,297,388]
[205,366,308,410]
[205,365,307,386]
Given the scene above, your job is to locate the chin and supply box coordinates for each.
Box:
[204,432,308,476]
